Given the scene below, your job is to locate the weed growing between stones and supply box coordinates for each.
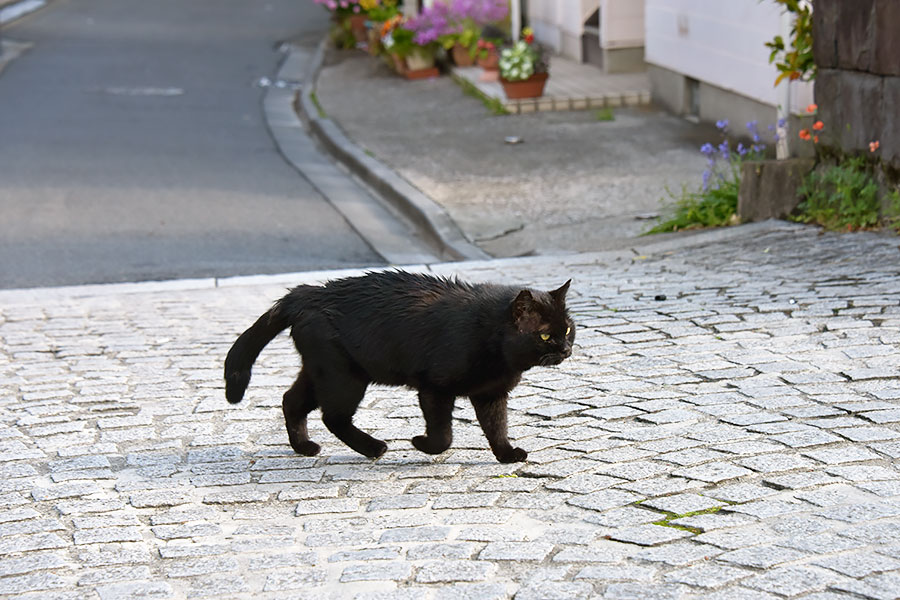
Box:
[651,506,725,535]
[790,104,899,232]
[792,156,900,231]
[454,74,510,115]
[647,120,770,234]
[595,108,614,122]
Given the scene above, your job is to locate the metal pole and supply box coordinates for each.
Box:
[511,0,521,42]
[775,7,792,160]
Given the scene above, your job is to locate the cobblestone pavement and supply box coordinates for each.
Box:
[2,224,900,600]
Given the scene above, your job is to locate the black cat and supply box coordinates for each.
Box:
[224,271,574,463]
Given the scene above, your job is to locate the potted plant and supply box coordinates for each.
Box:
[447,21,480,67]
[313,0,368,44]
[498,28,550,99]
[380,17,411,74]
[399,7,446,79]
[446,0,508,67]
[382,17,440,79]
[476,37,500,69]
[364,0,400,55]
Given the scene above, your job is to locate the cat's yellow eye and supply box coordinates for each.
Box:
[566,327,571,336]
[540,333,551,341]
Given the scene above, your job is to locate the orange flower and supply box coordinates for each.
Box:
[806,103,818,113]
[812,120,824,131]
[869,140,881,152]
[799,129,811,140]
[814,135,819,143]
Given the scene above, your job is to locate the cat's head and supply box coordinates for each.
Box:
[509,280,575,368]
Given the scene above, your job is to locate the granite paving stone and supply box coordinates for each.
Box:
[3,227,900,598]
[663,563,751,589]
[641,493,725,515]
[608,523,695,546]
[478,541,554,561]
[634,541,724,566]
[744,565,848,597]
[415,561,496,583]
[830,572,900,600]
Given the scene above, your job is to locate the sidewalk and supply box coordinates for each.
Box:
[2,224,900,599]
[309,45,714,259]
[452,55,651,115]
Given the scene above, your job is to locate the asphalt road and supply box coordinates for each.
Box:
[0,0,384,289]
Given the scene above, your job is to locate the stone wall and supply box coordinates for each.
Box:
[813,0,900,169]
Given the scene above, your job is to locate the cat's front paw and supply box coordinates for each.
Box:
[290,440,321,456]
[496,447,528,463]
[412,435,451,455]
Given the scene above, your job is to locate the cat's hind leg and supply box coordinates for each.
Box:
[470,393,527,463]
[282,369,320,456]
[412,390,454,455]
[316,373,387,459]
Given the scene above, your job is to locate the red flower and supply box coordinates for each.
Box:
[806,103,818,113]
[812,120,824,131]
[799,129,811,140]
[869,140,881,152]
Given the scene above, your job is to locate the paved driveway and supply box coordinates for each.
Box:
[0,0,381,288]
[1,224,899,599]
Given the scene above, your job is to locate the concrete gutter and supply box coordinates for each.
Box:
[296,39,490,262]
[0,219,799,303]
[0,0,45,71]
[0,0,46,25]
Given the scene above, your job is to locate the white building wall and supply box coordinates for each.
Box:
[600,0,644,49]
[645,0,812,114]
[528,0,600,59]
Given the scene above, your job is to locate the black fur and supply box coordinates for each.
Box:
[224,270,575,463]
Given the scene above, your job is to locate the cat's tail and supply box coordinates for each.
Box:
[224,306,290,404]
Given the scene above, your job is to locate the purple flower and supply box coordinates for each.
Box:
[718,140,730,161]
[777,117,786,128]
[702,169,711,191]
[716,119,729,131]
[746,120,761,143]
[737,143,747,156]
[700,143,714,156]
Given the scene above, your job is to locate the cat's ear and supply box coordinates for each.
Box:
[550,279,571,303]
[512,290,541,332]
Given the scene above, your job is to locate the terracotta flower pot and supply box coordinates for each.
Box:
[367,23,382,55]
[500,72,548,99]
[347,14,367,43]
[451,43,475,67]
[390,52,408,75]
[405,48,435,71]
[477,50,499,71]
[405,66,440,80]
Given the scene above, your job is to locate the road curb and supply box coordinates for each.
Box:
[0,0,46,25]
[297,39,490,262]
[0,220,806,303]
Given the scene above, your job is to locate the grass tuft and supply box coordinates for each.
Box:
[454,75,510,116]
[792,156,900,231]
[595,108,615,121]
[646,181,740,234]
[648,505,724,536]
[309,91,327,119]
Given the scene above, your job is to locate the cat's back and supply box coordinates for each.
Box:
[324,270,502,317]
[283,271,519,389]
